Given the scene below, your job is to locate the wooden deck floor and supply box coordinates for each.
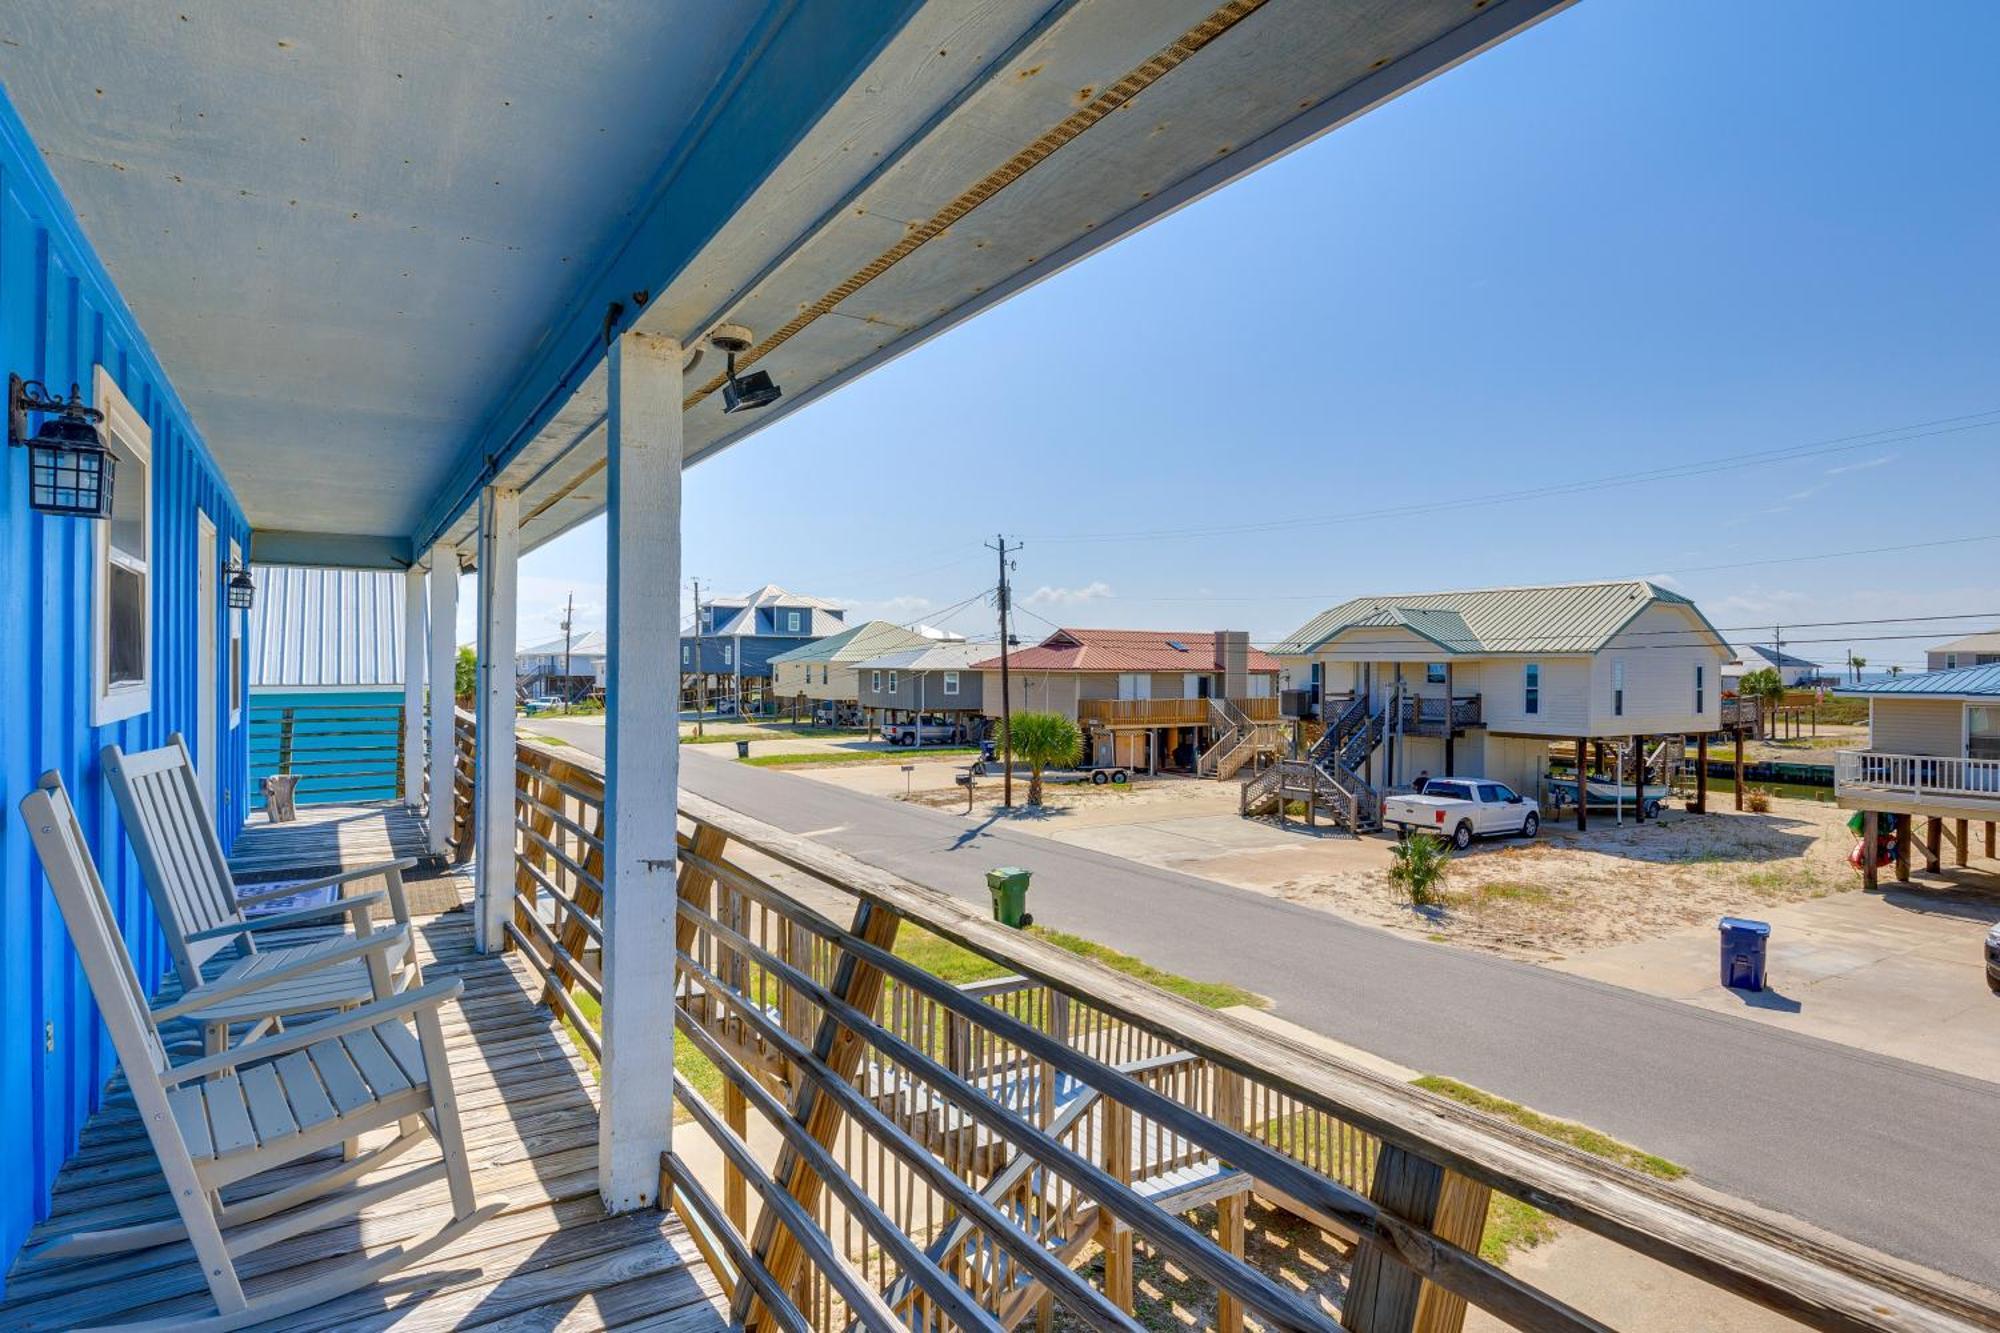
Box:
[0,862,726,1330]
[230,800,436,883]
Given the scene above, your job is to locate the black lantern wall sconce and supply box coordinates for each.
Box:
[9,376,112,518]
[225,560,256,611]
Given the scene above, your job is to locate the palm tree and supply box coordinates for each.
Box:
[1887,664,1904,676]
[1739,666,1785,733]
[997,711,1082,807]
[1850,654,1867,684]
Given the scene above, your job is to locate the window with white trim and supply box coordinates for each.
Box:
[786,610,802,632]
[1523,663,1539,716]
[229,539,244,726]
[887,671,898,693]
[1946,653,1958,669]
[1612,661,1625,717]
[871,670,881,692]
[92,366,152,725]
[722,641,733,666]
[943,671,960,696]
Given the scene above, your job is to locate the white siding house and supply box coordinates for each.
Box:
[1273,581,1730,796]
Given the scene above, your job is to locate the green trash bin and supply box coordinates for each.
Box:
[986,866,1033,928]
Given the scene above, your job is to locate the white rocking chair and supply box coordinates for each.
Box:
[19,771,495,1330]
[103,736,422,1057]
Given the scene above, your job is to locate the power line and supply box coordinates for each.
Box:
[1021,408,2000,545]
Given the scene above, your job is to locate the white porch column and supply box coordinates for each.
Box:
[427,550,460,859]
[599,329,682,1211]
[473,486,520,954]
[401,563,427,808]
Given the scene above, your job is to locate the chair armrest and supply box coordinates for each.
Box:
[235,858,418,907]
[186,891,388,942]
[161,974,465,1086]
[151,924,410,1025]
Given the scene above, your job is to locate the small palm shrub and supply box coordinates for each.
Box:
[1389,832,1453,908]
[997,711,1083,807]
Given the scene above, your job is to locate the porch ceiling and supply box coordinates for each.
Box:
[0,0,1574,563]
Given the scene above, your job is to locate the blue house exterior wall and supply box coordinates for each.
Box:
[0,90,249,1276]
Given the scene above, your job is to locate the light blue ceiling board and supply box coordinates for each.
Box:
[0,0,780,537]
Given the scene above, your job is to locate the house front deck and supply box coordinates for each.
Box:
[1836,749,2000,820]
[0,807,725,1333]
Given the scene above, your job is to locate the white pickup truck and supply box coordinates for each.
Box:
[1382,778,1539,850]
[881,715,964,746]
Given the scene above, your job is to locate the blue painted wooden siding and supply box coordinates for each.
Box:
[0,89,249,1278]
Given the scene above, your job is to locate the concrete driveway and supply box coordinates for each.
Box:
[1552,872,2000,1082]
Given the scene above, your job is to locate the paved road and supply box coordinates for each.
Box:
[540,720,2000,1290]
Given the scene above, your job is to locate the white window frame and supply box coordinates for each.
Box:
[786,609,802,633]
[1612,661,1625,717]
[887,671,899,694]
[1523,663,1539,716]
[92,366,153,726]
[228,538,244,727]
[871,670,881,692]
[943,671,960,696]
[722,640,733,666]
[682,643,690,665]
[1946,653,1958,670]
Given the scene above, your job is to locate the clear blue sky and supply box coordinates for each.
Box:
[496,0,2000,672]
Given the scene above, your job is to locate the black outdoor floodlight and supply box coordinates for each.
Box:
[708,325,781,413]
[9,375,112,518]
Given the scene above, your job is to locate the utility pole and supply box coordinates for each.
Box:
[561,592,574,700]
[989,534,1019,809]
[691,576,706,739]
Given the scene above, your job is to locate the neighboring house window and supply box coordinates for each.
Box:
[943,671,960,696]
[1612,661,1625,717]
[1117,672,1151,701]
[1426,663,1446,684]
[821,664,829,685]
[888,671,898,693]
[92,367,152,725]
[723,642,733,666]
[229,540,244,727]
[871,671,881,691]
[1694,664,1705,714]
[1945,653,1958,669]
[1524,663,1539,716]
[682,644,690,665]
[786,610,802,632]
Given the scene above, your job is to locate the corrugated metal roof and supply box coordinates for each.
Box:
[1272,581,1723,657]
[856,641,996,672]
[969,629,1279,675]
[1727,642,1820,671]
[519,629,607,660]
[1928,630,2000,655]
[767,620,930,665]
[249,565,404,688]
[1838,663,2000,697]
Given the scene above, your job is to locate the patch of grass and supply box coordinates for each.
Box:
[567,993,722,1124]
[1475,880,1551,905]
[1031,928,1265,1010]
[1426,932,1450,943]
[1480,1194,1562,1264]
[1413,1075,1685,1180]
[526,734,569,748]
[739,747,980,768]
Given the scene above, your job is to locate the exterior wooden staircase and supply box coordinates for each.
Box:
[1239,693,1383,831]
[1198,698,1286,781]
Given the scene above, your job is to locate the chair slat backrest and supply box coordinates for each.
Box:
[103,736,243,983]
[20,774,169,1078]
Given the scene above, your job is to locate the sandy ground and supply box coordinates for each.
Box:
[1245,798,1859,961]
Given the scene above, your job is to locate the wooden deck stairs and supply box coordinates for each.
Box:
[1197,699,1286,781]
[1240,694,1382,831]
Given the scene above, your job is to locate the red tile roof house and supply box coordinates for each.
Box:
[971,629,1282,776]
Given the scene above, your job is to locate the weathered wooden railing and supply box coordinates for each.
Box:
[1397,695,1482,737]
[1079,695,1279,728]
[450,708,477,861]
[246,699,405,807]
[484,728,1992,1333]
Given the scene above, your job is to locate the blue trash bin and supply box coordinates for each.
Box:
[1718,916,1770,991]
[980,738,997,763]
